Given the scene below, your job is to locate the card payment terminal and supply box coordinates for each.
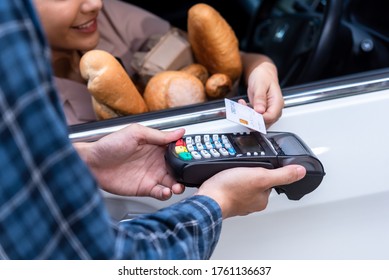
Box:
[165,131,325,200]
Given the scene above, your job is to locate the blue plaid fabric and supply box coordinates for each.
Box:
[0,0,222,259]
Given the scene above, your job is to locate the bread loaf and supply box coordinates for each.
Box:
[205,73,233,99]
[80,50,148,118]
[180,63,209,85]
[91,97,119,120]
[187,4,242,83]
[143,71,206,111]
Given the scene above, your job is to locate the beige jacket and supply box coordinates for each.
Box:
[55,0,170,125]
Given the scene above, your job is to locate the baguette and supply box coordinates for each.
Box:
[187,3,242,83]
[80,50,148,118]
[91,97,119,120]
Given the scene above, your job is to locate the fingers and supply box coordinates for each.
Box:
[251,80,283,125]
[148,171,185,200]
[237,98,248,106]
[148,183,185,201]
[247,65,271,114]
[262,86,284,126]
[251,88,267,114]
[149,185,173,201]
[171,183,185,194]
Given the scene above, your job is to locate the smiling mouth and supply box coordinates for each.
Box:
[72,19,97,31]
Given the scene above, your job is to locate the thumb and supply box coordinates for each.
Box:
[140,126,185,146]
[262,165,306,189]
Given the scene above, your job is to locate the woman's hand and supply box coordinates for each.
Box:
[240,53,284,128]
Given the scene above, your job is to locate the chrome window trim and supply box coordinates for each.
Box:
[284,77,389,107]
[69,74,389,143]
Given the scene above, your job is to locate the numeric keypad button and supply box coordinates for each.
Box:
[200,150,211,158]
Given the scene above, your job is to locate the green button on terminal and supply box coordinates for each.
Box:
[178,152,192,161]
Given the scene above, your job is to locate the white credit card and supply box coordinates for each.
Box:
[224,98,267,134]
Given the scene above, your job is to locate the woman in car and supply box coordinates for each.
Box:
[33,0,283,126]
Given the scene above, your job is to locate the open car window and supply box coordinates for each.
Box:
[69,67,389,142]
[69,0,389,139]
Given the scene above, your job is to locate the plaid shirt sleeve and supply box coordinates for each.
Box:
[0,0,222,260]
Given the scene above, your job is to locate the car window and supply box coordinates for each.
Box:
[69,0,389,136]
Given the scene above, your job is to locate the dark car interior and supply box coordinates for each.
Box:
[123,0,389,87]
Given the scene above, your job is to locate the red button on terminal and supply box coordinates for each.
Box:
[175,139,185,146]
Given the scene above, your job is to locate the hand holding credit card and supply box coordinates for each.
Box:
[224,98,267,134]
